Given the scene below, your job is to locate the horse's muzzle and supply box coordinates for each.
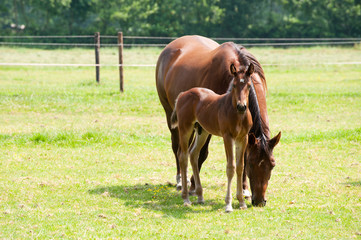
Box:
[237,102,247,113]
[252,199,267,207]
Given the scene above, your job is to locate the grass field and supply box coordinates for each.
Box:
[0,45,361,239]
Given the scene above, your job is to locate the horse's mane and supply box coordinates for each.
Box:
[226,43,269,150]
[239,46,267,92]
[248,80,269,151]
[232,44,270,151]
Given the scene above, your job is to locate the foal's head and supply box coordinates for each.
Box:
[229,63,254,113]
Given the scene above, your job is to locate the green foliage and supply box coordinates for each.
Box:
[0,0,360,37]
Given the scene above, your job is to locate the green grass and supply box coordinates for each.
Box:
[0,46,361,239]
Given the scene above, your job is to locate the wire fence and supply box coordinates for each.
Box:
[1,34,360,68]
[1,34,360,92]
[1,35,361,48]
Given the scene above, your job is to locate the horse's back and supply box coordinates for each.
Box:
[156,36,220,109]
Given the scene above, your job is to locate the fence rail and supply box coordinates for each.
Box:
[1,35,360,48]
[1,41,361,48]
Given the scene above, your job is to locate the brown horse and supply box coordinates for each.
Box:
[170,63,254,212]
[156,35,281,207]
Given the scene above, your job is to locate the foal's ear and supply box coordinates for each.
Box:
[246,63,254,76]
[248,133,258,145]
[230,63,237,76]
[268,131,281,149]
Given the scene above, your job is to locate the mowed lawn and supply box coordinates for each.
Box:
[0,46,360,239]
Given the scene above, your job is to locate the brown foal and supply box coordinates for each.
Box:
[170,63,254,212]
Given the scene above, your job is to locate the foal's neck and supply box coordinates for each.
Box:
[221,90,237,114]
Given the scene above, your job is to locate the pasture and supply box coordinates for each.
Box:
[0,46,360,239]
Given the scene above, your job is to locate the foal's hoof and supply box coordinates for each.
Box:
[183,201,192,207]
[176,183,182,191]
[225,205,233,213]
[239,202,247,210]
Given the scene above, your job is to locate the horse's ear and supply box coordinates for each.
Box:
[246,63,254,76]
[248,133,257,145]
[230,63,237,76]
[268,131,281,149]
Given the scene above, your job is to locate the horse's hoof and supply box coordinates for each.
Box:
[239,202,247,210]
[225,205,233,213]
[189,189,196,196]
[176,184,182,191]
[183,201,192,207]
[197,197,205,204]
[243,189,251,198]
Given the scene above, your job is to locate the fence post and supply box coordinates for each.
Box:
[94,32,100,83]
[118,32,124,92]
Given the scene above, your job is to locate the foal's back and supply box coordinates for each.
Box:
[175,87,228,137]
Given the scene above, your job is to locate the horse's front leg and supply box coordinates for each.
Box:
[236,136,248,210]
[223,135,235,213]
[242,153,251,200]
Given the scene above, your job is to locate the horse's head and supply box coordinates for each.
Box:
[246,131,281,207]
[230,63,254,113]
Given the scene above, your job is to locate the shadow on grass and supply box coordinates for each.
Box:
[343,181,361,187]
[88,183,241,218]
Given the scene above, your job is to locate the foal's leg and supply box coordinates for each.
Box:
[189,132,210,204]
[223,135,235,213]
[190,135,211,193]
[178,127,193,206]
[235,136,248,210]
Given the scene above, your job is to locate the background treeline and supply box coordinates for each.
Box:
[1,0,360,37]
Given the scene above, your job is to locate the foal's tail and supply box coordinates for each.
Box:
[170,95,181,129]
[170,108,178,129]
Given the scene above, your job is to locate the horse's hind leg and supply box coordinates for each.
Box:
[189,131,210,204]
[164,105,182,191]
[170,128,182,191]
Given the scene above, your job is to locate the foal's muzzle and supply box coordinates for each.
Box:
[237,102,247,113]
